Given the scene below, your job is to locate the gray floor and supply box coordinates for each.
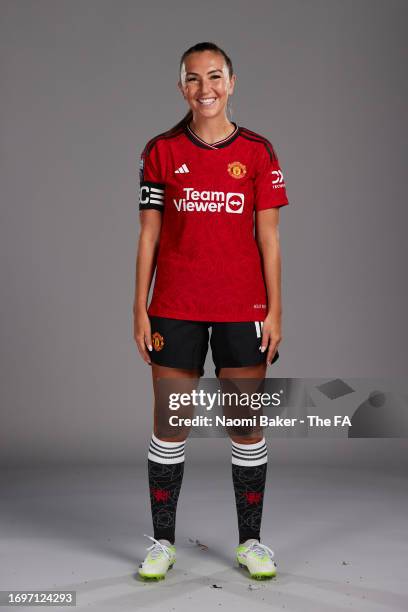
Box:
[1,464,407,611]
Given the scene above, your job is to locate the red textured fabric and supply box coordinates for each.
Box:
[139,123,289,322]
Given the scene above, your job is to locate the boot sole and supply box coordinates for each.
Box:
[238,562,277,580]
[139,563,174,580]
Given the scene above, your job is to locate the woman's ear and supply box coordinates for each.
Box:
[228,74,237,96]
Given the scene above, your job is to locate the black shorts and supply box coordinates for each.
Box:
[148,316,279,376]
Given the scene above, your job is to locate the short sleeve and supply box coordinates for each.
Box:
[138,141,165,212]
[254,142,289,211]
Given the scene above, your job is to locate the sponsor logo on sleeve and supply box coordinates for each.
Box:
[271,169,285,188]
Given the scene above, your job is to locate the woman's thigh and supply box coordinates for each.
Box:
[218,363,266,379]
[151,364,201,441]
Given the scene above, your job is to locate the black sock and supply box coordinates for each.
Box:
[231,437,268,544]
[147,433,185,545]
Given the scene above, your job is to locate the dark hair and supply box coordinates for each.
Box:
[167,42,234,134]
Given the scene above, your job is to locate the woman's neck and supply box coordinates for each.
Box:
[188,116,235,145]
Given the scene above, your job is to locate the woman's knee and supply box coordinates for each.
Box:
[152,429,189,443]
[228,434,264,445]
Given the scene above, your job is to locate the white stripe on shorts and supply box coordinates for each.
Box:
[255,321,263,338]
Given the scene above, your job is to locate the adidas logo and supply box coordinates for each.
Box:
[175,163,189,174]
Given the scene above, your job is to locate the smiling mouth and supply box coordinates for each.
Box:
[197,98,217,106]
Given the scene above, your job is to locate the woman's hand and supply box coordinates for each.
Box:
[134,308,153,365]
[260,312,282,366]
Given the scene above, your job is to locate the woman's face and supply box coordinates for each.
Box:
[178,50,236,120]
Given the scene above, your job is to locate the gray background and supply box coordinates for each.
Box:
[1,0,407,467]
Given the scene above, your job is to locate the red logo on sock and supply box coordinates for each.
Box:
[151,488,171,502]
[244,491,263,505]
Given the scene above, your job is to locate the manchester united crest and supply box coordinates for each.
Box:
[227,161,247,179]
[152,332,164,351]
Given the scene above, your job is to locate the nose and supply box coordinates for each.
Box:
[198,79,212,96]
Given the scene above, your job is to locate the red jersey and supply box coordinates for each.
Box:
[139,122,289,322]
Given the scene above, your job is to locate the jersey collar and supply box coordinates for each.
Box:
[184,121,240,150]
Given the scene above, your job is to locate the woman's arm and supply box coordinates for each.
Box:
[133,210,162,364]
[255,208,282,365]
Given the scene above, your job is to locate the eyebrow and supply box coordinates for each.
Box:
[185,69,223,76]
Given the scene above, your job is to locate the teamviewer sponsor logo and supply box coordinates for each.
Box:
[225,192,244,214]
[272,170,285,189]
[173,187,245,214]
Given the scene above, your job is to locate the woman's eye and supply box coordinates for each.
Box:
[186,75,222,82]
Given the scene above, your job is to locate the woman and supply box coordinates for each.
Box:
[133,42,289,580]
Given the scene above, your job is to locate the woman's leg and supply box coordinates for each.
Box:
[218,363,266,443]
[218,363,268,544]
[148,364,200,544]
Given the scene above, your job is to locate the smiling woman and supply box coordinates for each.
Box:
[133,41,290,581]
[181,54,234,120]
[176,47,235,142]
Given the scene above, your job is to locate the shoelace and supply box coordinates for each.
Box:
[247,541,275,560]
[143,534,172,561]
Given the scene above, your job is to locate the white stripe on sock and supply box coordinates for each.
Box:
[231,437,267,466]
[148,433,186,464]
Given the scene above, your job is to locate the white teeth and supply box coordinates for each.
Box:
[198,98,216,105]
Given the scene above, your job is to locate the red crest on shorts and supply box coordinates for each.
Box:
[152,332,164,351]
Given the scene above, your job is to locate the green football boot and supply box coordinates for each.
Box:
[138,535,176,580]
[236,538,277,580]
